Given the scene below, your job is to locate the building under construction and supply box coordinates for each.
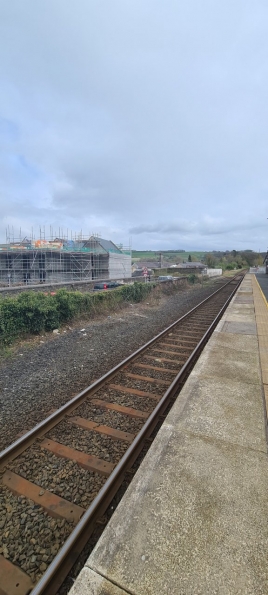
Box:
[0,233,131,286]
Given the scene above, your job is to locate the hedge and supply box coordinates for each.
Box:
[0,283,154,345]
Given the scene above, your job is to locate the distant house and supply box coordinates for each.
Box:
[177,262,206,270]
[132,268,153,278]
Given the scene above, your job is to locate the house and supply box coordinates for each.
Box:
[177,261,205,269]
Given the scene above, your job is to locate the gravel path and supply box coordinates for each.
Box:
[0,280,222,452]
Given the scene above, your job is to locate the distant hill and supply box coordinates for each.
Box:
[131,250,206,262]
[132,249,266,270]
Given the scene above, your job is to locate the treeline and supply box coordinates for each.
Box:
[0,283,154,345]
[132,250,185,254]
[204,250,264,270]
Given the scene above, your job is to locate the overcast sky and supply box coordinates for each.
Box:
[0,0,268,251]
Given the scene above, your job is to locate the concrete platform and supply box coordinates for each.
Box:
[255,273,268,302]
[70,275,268,595]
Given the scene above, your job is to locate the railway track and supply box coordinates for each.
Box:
[0,274,244,595]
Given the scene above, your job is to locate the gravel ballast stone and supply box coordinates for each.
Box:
[0,281,223,452]
[0,278,233,590]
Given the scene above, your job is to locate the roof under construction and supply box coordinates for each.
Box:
[0,234,131,286]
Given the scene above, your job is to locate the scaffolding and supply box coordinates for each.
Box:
[0,228,131,286]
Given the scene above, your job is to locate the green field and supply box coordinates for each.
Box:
[132,250,206,262]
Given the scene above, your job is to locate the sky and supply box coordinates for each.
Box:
[0,0,268,252]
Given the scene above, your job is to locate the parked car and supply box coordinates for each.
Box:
[93,281,123,291]
[158,276,174,282]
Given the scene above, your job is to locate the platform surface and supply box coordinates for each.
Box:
[255,272,268,302]
[70,275,268,595]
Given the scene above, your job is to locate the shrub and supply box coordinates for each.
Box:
[120,282,153,302]
[188,273,198,284]
[0,282,155,344]
[0,292,61,343]
[17,292,59,333]
[54,289,85,321]
[0,297,25,342]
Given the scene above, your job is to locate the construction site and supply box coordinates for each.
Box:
[0,230,132,286]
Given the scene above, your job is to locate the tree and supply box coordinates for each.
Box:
[188,254,192,262]
[243,251,258,267]
[205,253,216,268]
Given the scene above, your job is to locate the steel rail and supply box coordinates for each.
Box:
[0,273,243,470]
[29,274,244,595]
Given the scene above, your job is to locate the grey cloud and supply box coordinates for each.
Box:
[1,1,268,250]
[130,218,267,238]
[130,222,197,235]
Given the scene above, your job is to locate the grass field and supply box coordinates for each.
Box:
[132,250,206,262]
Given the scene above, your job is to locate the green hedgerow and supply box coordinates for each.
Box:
[0,282,155,345]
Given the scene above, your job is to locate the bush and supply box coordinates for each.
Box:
[0,297,25,341]
[188,273,198,284]
[54,289,85,321]
[0,282,155,345]
[0,292,61,343]
[16,292,59,333]
[120,282,153,302]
